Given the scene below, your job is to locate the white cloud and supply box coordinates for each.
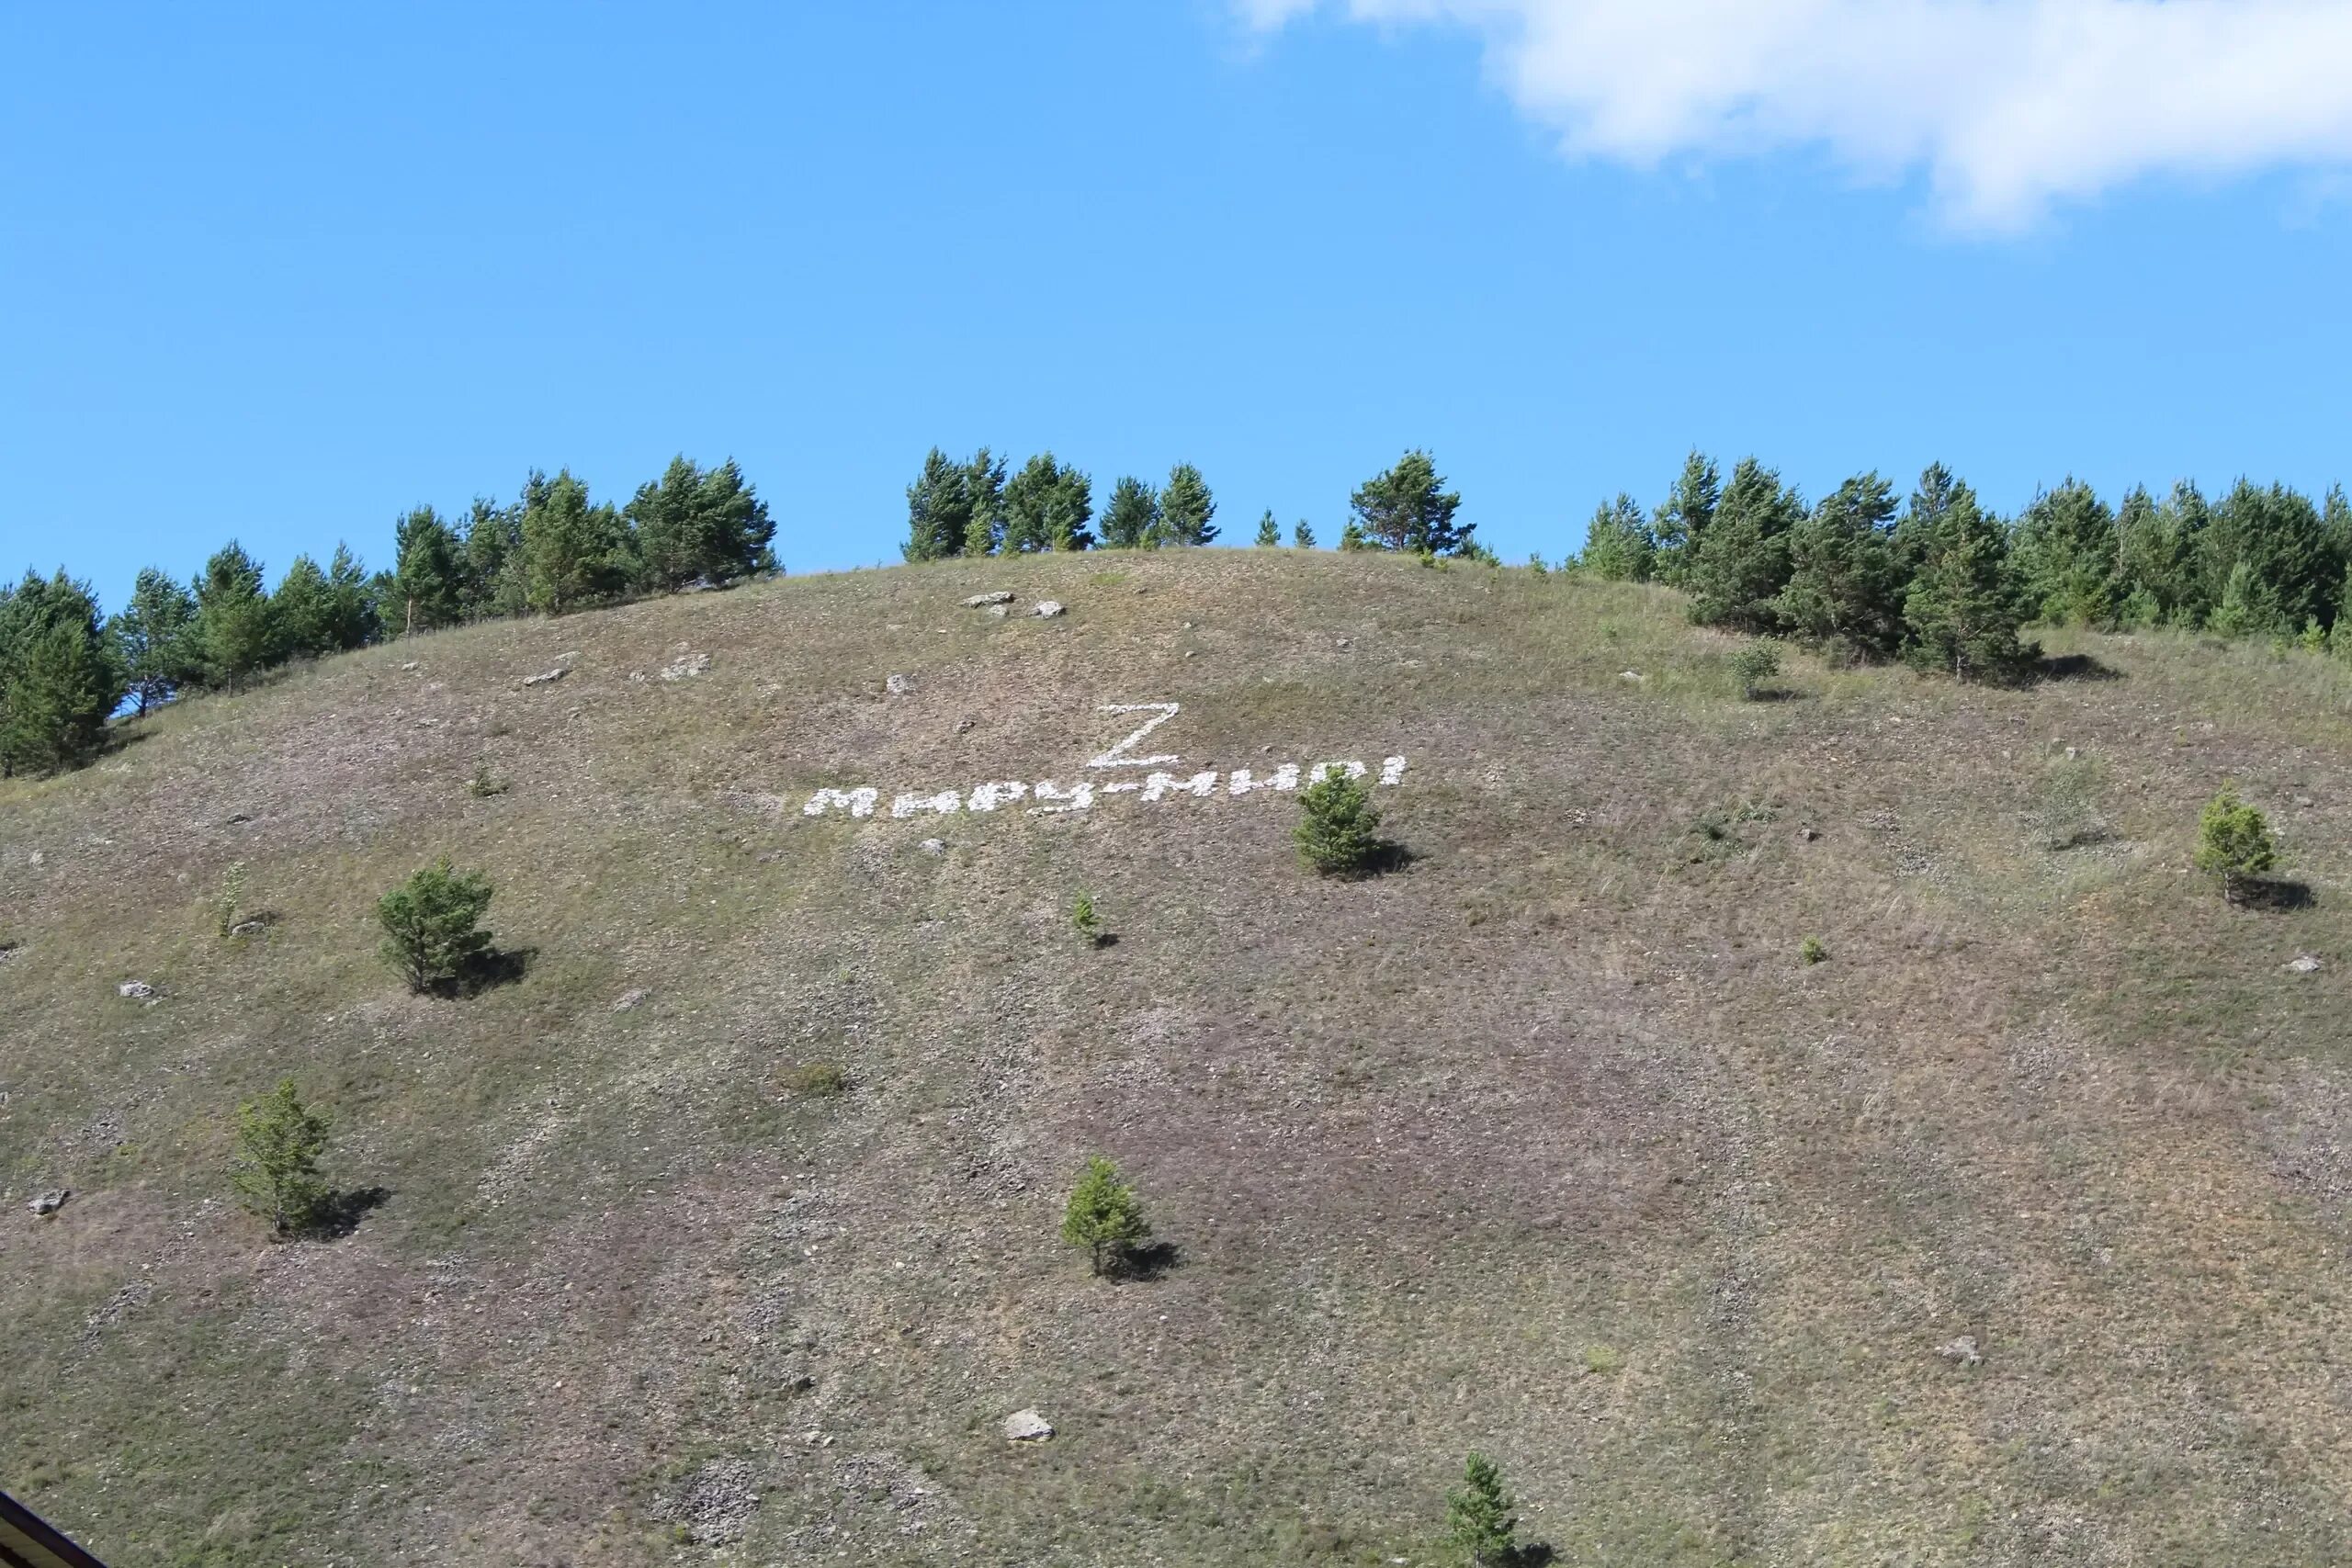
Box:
[1240,1,2352,230]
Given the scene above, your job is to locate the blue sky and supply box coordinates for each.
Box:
[6,1,2351,614]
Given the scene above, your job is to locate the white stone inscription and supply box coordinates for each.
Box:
[800,701,1405,823]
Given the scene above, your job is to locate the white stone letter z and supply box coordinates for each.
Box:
[1087,702,1182,770]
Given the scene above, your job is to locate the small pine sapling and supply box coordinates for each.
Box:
[1730,640,1781,700]
[1061,1155,1150,1276]
[1445,1451,1521,1568]
[377,857,496,993]
[1295,768,1384,877]
[231,1078,334,1237]
[1070,891,1105,947]
[2195,784,2278,906]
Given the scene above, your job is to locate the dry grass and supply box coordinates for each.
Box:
[6,550,2352,1565]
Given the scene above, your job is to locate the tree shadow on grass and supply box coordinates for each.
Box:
[2240,878,2317,911]
[428,945,535,998]
[307,1185,392,1239]
[2034,651,2122,683]
[1114,1241,1182,1281]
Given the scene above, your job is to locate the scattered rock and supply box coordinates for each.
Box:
[227,917,270,938]
[985,604,1010,619]
[886,673,914,696]
[1937,1335,1982,1366]
[1798,827,1820,841]
[658,650,712,682]
[521,666,568,688]
[225,811,254,825]
[1335,637,1351,649]
[2296,795,2316,809]
[1031,601,1066,618]
[919,839,946,856]
[28,1189,68,1217]
[648,1457,761,1546]
[1619,670,1644,682]
[28,850,43,868]
[400,660,420,672]
[118,980,156,1003]
[963,591,1015,607]
[2285,955,2324,975]
[613,987,650,1011]
[955,718,974,733]
[1002,1408,1054,1442]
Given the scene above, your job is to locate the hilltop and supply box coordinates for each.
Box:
[6,548,2352,1567]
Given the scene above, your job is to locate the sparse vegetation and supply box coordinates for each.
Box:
[376,857,495,993]
[1061,1156,1150,1277]
[1444,1452,1521,1568]
[466,758,510,798]
[211,861,249,940]
[14,552,2352,1565]
[1800,934,1827,964]
[2037,748,2110,850]
[2195,784,2278,905]
[1295,768,1384,876]
[230,1078,334,1237]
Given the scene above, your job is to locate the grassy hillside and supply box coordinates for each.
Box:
[7,549,2352,1567]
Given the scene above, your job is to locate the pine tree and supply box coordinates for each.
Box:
[230,1078,334,1237]
[322,544,381,651]
[1003,454,1092,553]
[193,541,277,692]
[961,449,1009,556]
[1351,449,1470,555]
[272,556,339,659]
[1158,463,1216,546]
[1100,477,1159,549]
[392,506,466,634]
[903,448,973,562]
[521,470,634,614]
[629,456,775,590]
[462,498,526,620]
[108,567,199,716]
[1683,457,1800,633]
[1255,511,1281,547]
[1902,471,2033,682]
[1652,449,1721,586]
[1293,520,1316,549]
[0,570,120,775]
[1444,1452,1520,1568]
[1061,1156,1150,1276]
[1579,493,1655,581]
[2197,479,2330,636]
[1340,518,1368,551]
[2112,484,2199,628]
[2013,479,2121,627]
[1774,472,1904,660]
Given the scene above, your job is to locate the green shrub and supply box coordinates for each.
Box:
[1295,769,1383,877]
[2194,784,2277,905]
[1729,639,1781,700]
[1800,934,1827,965]
[1070,891,1103,946]
[781,1062,849,1098]
[1444,1452,1521,1568]
[377,857,495,993]
[231,1078,333,1237]
[1061,1155,1150,1276]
